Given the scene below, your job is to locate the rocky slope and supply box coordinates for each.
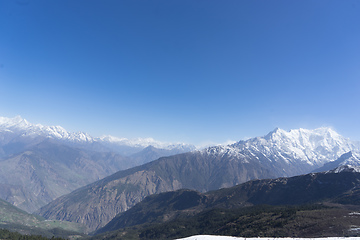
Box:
[0,139,132,213]
[35,150,277,232]
[37,127,360,232]
[95,166,360,238]
[99,166,360,231]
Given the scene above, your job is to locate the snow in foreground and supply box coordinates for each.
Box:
[176,236,360,240]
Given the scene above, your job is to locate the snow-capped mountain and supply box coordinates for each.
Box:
[0,116,195,157]
[2,115,358,171]
[98,135,191,150]
[0,116,195,212]
[204,127,360,165]
[97,135,195,155]
[314,151,360,173]
[326,164,360,174]
[256,127,359,164]
[0,116,93,143]
[201,127,360,177]
[36,126,360,231]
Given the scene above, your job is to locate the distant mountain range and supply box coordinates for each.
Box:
[0,116,195,212]
[0,116,196,156]
[0,139,132,212]
[36,126,360,232]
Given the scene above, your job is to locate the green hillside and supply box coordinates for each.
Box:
[0,198,85,238]
[0,228,64,240]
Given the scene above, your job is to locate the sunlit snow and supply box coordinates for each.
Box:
[200,127,360,168]
[0,115,194,150]
[176,236,360,240]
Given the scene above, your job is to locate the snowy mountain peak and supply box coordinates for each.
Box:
[0,116,94,143]
[0,115,30,129]
[264,126,340,143]
[334,151,360,166]
[201,127,360,170]
[264,127,282,139]
[0,116,195,151]
[259,127,352,154]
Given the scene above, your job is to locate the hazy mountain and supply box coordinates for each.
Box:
[36,127,360,232]
[0,116,195,212]
[0,139,133,213]
[36,149,274,232]
[313,151,360,173]
[95,167,360,238]
[129,145,199,165]
[98,135,196,156]
[0,116,195,158]
[0,116,96,158]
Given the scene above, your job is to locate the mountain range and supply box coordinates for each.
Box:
[0,116,196,156]
[92,165,360,239]
[0,116,195,212]
[1,116,360,238]
[36,126,360,232]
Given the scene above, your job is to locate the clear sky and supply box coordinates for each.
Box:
[1,0,359,146]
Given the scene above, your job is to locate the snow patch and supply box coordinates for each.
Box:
[176,236,360,240]
[326,164,360,174]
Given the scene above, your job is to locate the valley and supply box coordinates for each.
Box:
[92,167,360,239]
[1,116,360,239]
[0,116,194,213]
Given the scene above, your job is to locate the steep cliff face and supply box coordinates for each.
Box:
[38,169,184,231]
[36,151,275,232]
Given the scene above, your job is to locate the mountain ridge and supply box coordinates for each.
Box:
[93,168,360,238]
[313,151,360,173]
[36,127,360,232]
[0,116,196,155]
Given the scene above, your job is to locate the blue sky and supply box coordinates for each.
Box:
[1,0,359,146]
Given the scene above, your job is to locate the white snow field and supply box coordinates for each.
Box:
[176,236,360,240]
